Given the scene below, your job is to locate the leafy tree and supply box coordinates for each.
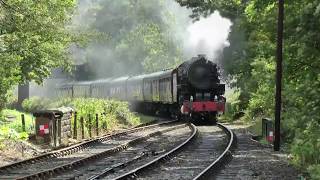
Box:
[116,23,181,73]
[0,0,81,110]
[77,0,183,78]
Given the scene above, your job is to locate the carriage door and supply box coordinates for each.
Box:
[172,73,177,102]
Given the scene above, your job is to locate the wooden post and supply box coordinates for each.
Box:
[102,113,107,131]
[80,117,84,139]
[53,119,57,147]
[95,114,99,136]
[88,114,92,138]
[21,114,25,132]
[274,0,284,151]
[73,112,77,139]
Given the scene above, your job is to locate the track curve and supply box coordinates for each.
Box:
[0,121,178,179]
[110,123,236,180]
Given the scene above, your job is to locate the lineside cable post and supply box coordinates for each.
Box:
[274,0,284,151]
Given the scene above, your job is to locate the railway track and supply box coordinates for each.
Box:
[0,121,235,180]
[0,121,182,179]
[54,123,194,179]
[110,123,235,180]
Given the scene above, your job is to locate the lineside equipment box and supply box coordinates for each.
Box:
[33,107,73,147]
[262,118,274,143]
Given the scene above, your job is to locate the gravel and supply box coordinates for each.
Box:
[137,125,228,180]
[51,125,193,179]
[214,123,302,180]
[0,123,177,179]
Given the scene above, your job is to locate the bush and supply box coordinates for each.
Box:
[53,98,141,130]
[221,90,242,122]
[0,109,33,149]
[0,109,34,133]
[22,97,51,113]
[20,97,142,131]
[308,165,320,180]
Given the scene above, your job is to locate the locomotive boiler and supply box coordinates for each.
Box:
[56,55,225,123]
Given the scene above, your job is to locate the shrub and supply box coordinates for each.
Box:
[0,109,34,133]
[308,165,320,180]
[0,109,32,149]
[22,97,51,113]
[53,98,141,130]
[221,90,242,122]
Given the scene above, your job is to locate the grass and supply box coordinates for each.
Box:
[0,109,34,134]
[248,117,263,136]
[134,113,156,124]
[0,99,156,144]
[0,109,33,150]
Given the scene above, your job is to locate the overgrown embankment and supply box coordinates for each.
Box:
[22,97,145,131]
[0,97,151,166]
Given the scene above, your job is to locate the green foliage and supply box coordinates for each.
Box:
[308,165,320,180]
[0,0,83,110]
[67,98,140,128]
[79,0,183,78]
[22,97,51,113]
[116,23,182,73]
[0,109,34,133]
[179,0,320,177]
[0,109,33,149]
[21,96,142,130]
[221,90,241,121]
[50,98,142,131]
[176,0,245,20]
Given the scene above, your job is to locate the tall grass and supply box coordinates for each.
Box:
[0,109,33,149]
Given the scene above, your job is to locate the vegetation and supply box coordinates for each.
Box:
[63,98,142,130]
[0,97,148,148]
[177,0,320,178]
[0,0,183,110]
[221,90,241,122]
[22,97,145,131]
[74,0,183,79]
[0,109,32,149]
[22,97,52,113]
[0,0,84,110]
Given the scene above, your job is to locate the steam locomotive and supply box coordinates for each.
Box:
[57,55,225,123]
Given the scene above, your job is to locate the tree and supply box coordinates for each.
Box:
[0,0,80,110]
[76,0,183,78]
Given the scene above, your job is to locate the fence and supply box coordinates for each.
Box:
[72,112,108,140]
[19,111,108,144]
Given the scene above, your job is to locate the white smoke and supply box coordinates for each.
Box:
[184,11,232,60]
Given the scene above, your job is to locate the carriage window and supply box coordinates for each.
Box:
[196,93,202,100]
[204,93,211,100]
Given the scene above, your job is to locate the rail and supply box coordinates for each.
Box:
[0,121,176,174]
[110,123,197,180]
[109,123,235,180]
[193,123,236,180]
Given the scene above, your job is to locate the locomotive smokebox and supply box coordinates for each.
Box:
[187,56,219,90]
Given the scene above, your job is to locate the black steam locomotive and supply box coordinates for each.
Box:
[57,55,225,122]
